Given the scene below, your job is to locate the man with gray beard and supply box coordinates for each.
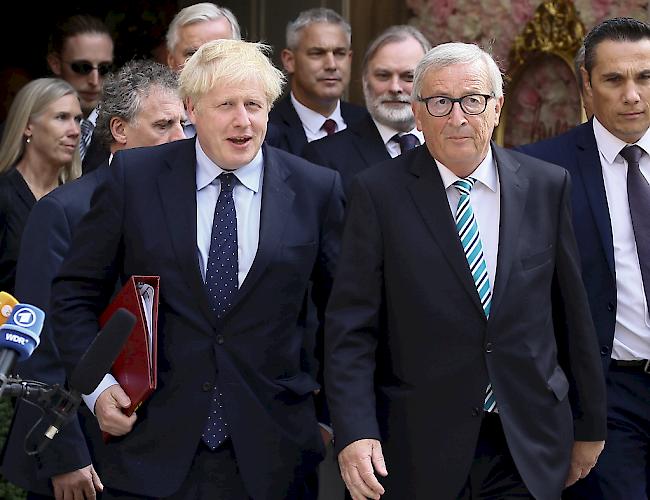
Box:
[302,25,430,194]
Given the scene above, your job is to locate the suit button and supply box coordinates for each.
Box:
[202,382,212,392]
[485,342,493,353]
[607,302,615,312]
[472,407,481,417]
[600,345,610,356]
[216,335,225,345]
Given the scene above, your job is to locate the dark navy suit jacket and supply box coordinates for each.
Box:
[302,114,391,195]
[1,166,108,494]
[325,144,606,500]
[518,121,617,375]
[49,139,344,499]
[269,94,368,155]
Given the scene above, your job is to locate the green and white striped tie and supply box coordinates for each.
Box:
[453,178,496,412]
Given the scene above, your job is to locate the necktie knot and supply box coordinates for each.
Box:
[453,177,476,197]
[321,118,337,136]
[397,133,419,153]
[620,145,644,166]
[219,172,237,194]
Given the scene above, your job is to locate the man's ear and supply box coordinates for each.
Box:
[580,66,593,97]
[47,53,62,76]
[110,117,128,146]
[281,49,295,74]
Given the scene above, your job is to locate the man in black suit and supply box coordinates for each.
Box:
[519,17,650,500]
[303,25,430,194]
[50,39,343,500]
[0,60,185,500]
[269,8,367,155]
[46,14,114,174]
[325,42,607,500]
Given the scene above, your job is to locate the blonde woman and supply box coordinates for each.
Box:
[0,77,82,293]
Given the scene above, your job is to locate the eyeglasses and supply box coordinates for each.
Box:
[418,94,493,117]
[65,60,113,76]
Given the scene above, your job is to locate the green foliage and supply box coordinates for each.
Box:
[0,398,26,499]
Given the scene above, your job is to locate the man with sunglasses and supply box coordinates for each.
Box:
[325,42,607,500]
[47,14,114,173]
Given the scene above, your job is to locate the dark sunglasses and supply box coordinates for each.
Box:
[66,60,113,76]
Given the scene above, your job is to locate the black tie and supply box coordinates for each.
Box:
[397,133,419,153]
[202,172,238,449]
[620,145,650,315]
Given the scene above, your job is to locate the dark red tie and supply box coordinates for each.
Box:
[321,119,337,136]
[620,145,650,315]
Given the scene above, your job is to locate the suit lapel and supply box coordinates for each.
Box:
[406,148,486,317]
[277,97,308,154]
[157,139,216,328]
[352,116,391,168]
[226,146,295,316]
[491,146,529,315]
[575,123,615,276]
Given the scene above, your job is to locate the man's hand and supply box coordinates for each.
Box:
[95,384,137,436]
[338,439,387,500]
[565,440,605,487]
[51,464,103,500]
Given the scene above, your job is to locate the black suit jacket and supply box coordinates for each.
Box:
[269,94,368,155]
[325,144,606,500]
[518,121,619,376]
[50,140,344,499]
[81,132,109,175]
[302,114,391,195]
[1,167,108,494]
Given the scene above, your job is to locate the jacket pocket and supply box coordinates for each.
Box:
[521,245,553,270]
[274,372,320,396]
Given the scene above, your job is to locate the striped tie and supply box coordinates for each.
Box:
[453,178,496,412]
[79,119,94,160]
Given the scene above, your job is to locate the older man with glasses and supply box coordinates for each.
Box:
[325,42,607,500]
[47,14,114,173]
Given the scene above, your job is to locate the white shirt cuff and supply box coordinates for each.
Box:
[81,374,118,415]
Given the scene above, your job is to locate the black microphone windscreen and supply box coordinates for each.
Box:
[69,308,136,394]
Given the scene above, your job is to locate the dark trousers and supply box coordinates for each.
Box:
[457,412,533,500]
[563,363,650,500]
[102,440,249,500]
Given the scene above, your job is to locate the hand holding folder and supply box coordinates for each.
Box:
[99,276,159,440]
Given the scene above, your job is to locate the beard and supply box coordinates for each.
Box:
[363,82,415,132]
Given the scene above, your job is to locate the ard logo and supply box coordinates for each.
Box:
[13,307,36,328]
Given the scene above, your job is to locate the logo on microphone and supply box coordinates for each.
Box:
[13,307,37,328]
[1,305,11,318]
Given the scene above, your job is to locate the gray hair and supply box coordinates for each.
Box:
[166,2,241,53]
[362,25,431,77]
[413,42,504,99]
[95,60,179,149]
[285,8,351,50]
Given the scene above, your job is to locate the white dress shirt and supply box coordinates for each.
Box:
[83,140,264,411]
[373,120,424,158]
[593,118,650,360]
[290,92,346,142]
[436,148,501,289]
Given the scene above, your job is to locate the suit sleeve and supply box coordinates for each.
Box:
[12,196,93,477]
[50,158,125,379]
[553,170,607,440]
[325,176,383,453]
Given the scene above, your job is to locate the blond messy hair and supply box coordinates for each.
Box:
[179,39,285,109]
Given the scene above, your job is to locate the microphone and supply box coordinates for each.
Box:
[0,303,44,388]
[42,308,136,441]
[0,291,19,326]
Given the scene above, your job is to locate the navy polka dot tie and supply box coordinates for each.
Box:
[202,172,238,449]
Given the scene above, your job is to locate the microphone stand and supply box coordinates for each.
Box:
[0,375,81,454]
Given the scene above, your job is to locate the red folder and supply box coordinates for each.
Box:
[98,276,159,440]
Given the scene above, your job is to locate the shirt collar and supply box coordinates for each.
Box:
[290,92,344,135]
[195,139,263,193]
[436,146,498,192]
[373,118,424,146]
[86,106,99,126]
[593,116,650,164]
